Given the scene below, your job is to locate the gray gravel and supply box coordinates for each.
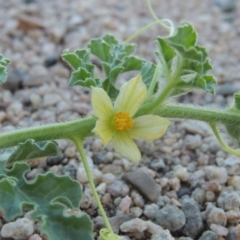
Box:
[1,0,240,239]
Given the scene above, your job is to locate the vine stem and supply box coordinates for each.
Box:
[210,123,240,156]
[72,137,114,235]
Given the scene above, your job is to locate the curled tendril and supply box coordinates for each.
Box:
[125,0,174,43]
[100,228,120,240]
[210,123,240,157]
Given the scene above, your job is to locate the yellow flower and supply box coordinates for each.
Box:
[91,75,171,162]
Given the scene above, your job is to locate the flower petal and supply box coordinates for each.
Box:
[114,75,147,116]
[91,87,113,119]
[112,132,141,162]
[94,119,114,146]
[128,115,171,141]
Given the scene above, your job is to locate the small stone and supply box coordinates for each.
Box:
[201,180,222,192]
[0,111,7,123]
[28,234,42,240]
[192,188,206,204]
[102,193,112,205]
[228,176,240,190]
[44,56,58,68]
[131,191,145,207]
[204,166,228,184]
[177,185,192,198]
[145,221,163,235]
[77,167,102,184]
[49,22,67,43]
[95,215,137,235]
[182,198,204,238]
[102,173,116,184]
[29,93,41,110]
[206,191,216,202]
[149,159,166,171]
[17,14,45,30]
[210,224,229,236]
[3,68,25,91]
[102,164,123,175]
[120,218,147,233]
[1,218,34,239]
[224,157,240,175]
[184,134,202,149]
[130,207,143,218]
[46,153,64,166]
[25,65,50,87]
[107,180,129,197]
[174,165,189,181]
[217,191,240,211]
[143,204,159,220]
[64,147,76,158]
[156,205,186,231]
[226,209,240,224]
[123,170,160,202]
[189,169,205,188]
[96,182,107,195]
[151,229,174,240]
[207,207,227,226]
[118,195,132,214]
[181,120,210,136]
[198,230,218,240]
[80,188,93,209]
[26,168,44,180]
[178,238,193,240]
[168,177,181,191]
[42,93,62,107]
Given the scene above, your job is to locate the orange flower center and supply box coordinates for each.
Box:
[113,112,134,131]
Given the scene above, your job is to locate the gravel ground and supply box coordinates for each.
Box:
[1,0,240,239]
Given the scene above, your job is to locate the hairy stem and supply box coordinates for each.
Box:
[210,123,240,156]
[1,104,240,150]
[72,138,114,235]
[0,117,96,149]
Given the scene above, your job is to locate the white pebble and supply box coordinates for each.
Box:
[210,223,229,236]
[1,218,34,240]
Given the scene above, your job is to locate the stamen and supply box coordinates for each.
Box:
[113,112,134,131]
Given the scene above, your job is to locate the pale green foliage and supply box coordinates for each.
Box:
[3,139,61,163]
[0,54,10,83]
[62,34,157,99]
[0,162,93,240]
[156,22,216,96]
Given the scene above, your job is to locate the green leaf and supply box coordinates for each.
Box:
[0,54,11,83]
[122,56,144,72]
[6,139,61,164]
[0,162,93,240]
[156,22,216,95]
[62,51,82,70]
[234,93,240,110]
[69,68,99,88]
[167,22,197,48]
[141,62,157,90]
[88,39,112,63]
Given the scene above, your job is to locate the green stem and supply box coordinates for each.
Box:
[146,0,175,36]
[146,63,160,101]
[210,123,240,156]
[0,117,96,149]
[154,104,240,125]
[1,104,240,151]
[72,137,114,235]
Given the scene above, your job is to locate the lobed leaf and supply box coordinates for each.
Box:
[62,49,95,89]
[156,22,216,95]
[0,54,11,83]
[6,139,61,164]
[0,162,93,240]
